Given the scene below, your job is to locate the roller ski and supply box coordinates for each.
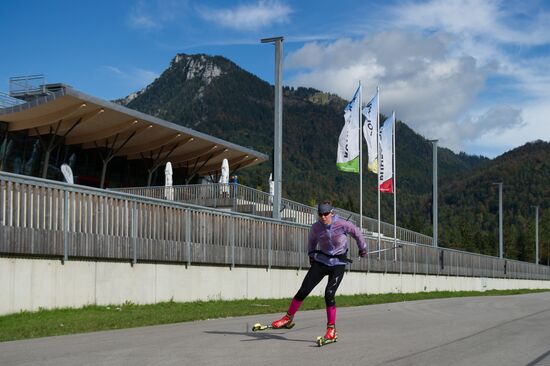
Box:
[252,314,295,332]
[316,325,338,347]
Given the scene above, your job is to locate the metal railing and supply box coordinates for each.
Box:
[115,183,320,225]
[1,171,549,280]
[0,91,26,109]
[114,183,433,245]
[9,75,45,97]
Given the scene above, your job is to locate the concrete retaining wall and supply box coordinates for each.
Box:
[2,257,549,316]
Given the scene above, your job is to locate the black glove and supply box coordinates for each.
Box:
[309,256,315,265]
[359,249,367,257]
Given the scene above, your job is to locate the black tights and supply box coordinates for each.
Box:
[294,262,345,306]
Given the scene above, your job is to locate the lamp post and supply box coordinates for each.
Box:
[492,182,503,258]
[532,205,539,265]
[261,36,283,220]
[429,139,438,247]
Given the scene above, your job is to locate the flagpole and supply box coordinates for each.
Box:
[393,111,397,262]
[359,81,363,232]
[377,86,381,260]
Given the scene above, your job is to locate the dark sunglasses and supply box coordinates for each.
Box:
[318,212,331,217]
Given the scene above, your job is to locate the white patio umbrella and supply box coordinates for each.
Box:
[164,162,174,201]
[219,158,229,196]
[60,164,74,184]
[269,173,274,204]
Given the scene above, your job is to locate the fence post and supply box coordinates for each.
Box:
[298,227,302,271]
[478,256,482,277]
[185,209,191,267]
[214,184,217,208]
[231,216,235,269]
[232,184,237,212]
[0,180,4,226]
[252,190,256,216]
[132,201,137,265]
[426,247,429,275]
[384,241,388,274]
[63,190,69,262]
[268,224,272,271]
[347,236,351,273]
[367,239,370,273]
[413,244,416,275]
[402,246,405,274]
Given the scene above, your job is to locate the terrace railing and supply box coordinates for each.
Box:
[1,171,549,280]
[114,183,433,246]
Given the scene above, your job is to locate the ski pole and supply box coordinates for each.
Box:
[364,244,403,255]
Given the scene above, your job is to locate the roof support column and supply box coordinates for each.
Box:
[96,130,140,188]
[37,121,61,178]
[35,117,82,178]
[0,122,10,171]
[140,143,181,186]
[100,158,111,190]
[183,150,226,184]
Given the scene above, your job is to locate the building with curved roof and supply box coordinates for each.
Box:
[0,81,268,187]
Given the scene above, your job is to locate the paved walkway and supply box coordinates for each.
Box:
[1,292,550,366]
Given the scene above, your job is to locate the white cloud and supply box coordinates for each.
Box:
[388,0,550,155]
[286,31,492,151]
[104,66,158,89]
[127,1,159,30]
[198,0,291,31]
[285,0,550,156]
[133,68,159,86]
[466,102,550,156]
[447,106,525,152]
[466,106,525,136]
[393,0,550,46]
[126,0,182,31]
[104,66,124,76]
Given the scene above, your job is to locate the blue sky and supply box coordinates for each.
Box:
[1,0,549,158]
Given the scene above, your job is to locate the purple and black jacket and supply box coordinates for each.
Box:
[307,215,367,266]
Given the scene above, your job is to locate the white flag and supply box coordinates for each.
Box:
[337,85,361,173]
[362,90,379,173]
[378,114,394,193]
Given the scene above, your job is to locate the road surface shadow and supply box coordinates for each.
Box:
[203,329,313,344]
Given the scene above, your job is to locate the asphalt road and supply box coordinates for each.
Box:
[1,292,550,366]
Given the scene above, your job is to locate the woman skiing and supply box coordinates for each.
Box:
[269,202,367,344]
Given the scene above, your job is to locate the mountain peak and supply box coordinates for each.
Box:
[170,53,223,84]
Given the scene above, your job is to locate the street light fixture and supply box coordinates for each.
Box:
[261,36,284,220]
[492,182,504,258]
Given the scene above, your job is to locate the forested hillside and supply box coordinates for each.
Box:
[437,140,550,262]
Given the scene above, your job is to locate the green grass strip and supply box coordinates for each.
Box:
[0,289,547,342]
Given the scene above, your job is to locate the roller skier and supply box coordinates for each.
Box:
[252,202,367,346]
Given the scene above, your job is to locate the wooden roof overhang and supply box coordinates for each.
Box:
[0,87,267,178]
